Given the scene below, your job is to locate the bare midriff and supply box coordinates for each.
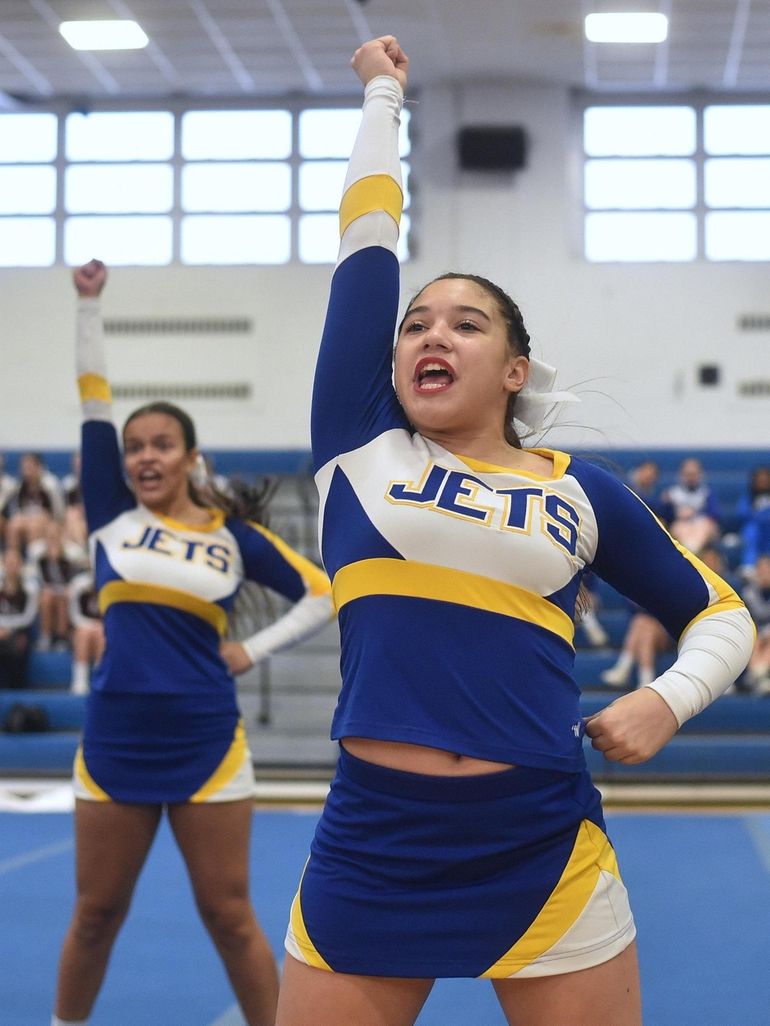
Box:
[342,737,515,776]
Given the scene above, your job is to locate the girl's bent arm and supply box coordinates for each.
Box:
[229,520,333,667]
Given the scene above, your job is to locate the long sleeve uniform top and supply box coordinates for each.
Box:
[76,299,333,702]
[311,75,755,773]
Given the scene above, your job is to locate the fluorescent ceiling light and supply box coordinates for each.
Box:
[59,20,149,51]
[585,13,668,43]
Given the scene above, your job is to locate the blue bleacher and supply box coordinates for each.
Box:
[0,690,85,731]
[27,650,72,688]
[584,735,770,780]
[2,447,769,781]
[575,609,629,649]
[580,692,770,733]
[0,732,79,773]
[0,652,82,771]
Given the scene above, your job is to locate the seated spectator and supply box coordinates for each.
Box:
[41,458,65,520]
[739,503,770,581]
[67,571,104,695]
[740,554,770,695]
[0,453,17,523]
[578,571,609,648]
[602,542,735,691]
[735,465,770,528]
[627,458,666,521]
[600,603,673,690]
[59,451,81,507]
[1,452,61,553]
[0,548,39,689]
[660,457,721,554]
[27,521,83,650]
[59,451,88,555]
[699,542,741,592]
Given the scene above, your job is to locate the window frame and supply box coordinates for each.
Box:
[0,94,414,267]
[576,91,770,264]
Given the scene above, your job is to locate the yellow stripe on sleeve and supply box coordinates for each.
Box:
[77,373,112,404]
[672,539,748,637]
[99,580,229,636]
[339,174,403,237]
[247,521,331,598]
[332,558,575,646]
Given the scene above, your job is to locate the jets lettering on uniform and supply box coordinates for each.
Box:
[122,526,231,572]
[386,465,579,556]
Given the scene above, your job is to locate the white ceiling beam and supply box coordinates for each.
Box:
[29,0,121,94]
[0,21,52,96]
[723,0,752,88]
[581,0,599,89]
[108,0,184,90]
[653,0,672,88]
[190,0,256,93]
[342,0,373,46]
[264,0,323,92]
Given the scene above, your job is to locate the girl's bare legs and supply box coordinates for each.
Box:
[276,955,434,1026]
[39,590,72,646]
[493,941,642,1026]
[630,614,669,686]
[54,800,162,1020]
[601,616,644,687]
[54,592,71,642]
[37,587,56,646]
[5,510,50,550]
[72,621,104,664]
[671,515,718,555]
[64,503,88,550]
[168,799,279,1026]
[748,636,770,693]
[70,623,103,693]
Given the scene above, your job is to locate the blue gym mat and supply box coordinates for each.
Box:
[1,808,769,1025]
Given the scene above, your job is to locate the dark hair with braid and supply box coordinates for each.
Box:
[398,272,532,447]
[122,401,273,524]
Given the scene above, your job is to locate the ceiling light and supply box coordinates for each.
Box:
[59,20,149,51]
[585,13,668,43]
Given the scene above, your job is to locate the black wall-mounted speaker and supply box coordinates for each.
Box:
[698,364,720,386]
[457,125,528,171]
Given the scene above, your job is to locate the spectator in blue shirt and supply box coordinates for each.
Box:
[660,458,721,555]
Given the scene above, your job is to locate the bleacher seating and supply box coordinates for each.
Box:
[2,447,769,783]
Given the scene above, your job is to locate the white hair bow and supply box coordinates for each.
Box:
[513,358,580,435]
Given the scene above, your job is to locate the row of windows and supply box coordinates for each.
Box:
[3,162,406,214]
[1,101,767,266]
[582,103,770,262]
[0,108,411,267]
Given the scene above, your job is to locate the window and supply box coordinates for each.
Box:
[0,113,57,266]
[581,101,770,262]
[0,104,413,267]
[703,105,770,261]
[297,107,412,264]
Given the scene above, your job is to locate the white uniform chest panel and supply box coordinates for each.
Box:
[327,432,599,596]
[92,508,244,603]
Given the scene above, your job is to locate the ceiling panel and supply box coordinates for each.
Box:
[0,0,767,103]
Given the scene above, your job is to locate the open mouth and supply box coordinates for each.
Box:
[137,469,163,487]
[414,357,456,393]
